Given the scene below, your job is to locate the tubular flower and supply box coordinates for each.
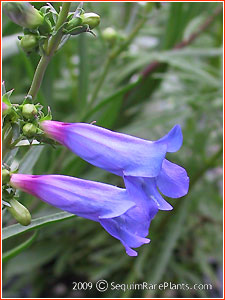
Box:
[41,121,189,210]
[10,173,158,256]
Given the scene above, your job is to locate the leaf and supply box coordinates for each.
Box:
[82,81,137,121]
[2,81,6,94]
[5,240,63,277]
[144,196,191,297]
[18,145,45,174]
[2,212,75,240]
[2,231,38,263]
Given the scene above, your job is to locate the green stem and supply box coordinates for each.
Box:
[89,4,151,107]
[27,2,71,100]
[27,55,50,100]
[111,14,148,59]
[89,57,112,107]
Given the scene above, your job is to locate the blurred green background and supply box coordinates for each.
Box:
[2,2,223,298]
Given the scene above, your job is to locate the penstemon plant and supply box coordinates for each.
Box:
[2,2,223,298]
[3,2,188,257]
[6,0,225,261]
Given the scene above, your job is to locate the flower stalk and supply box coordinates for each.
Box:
[27,2,71,100]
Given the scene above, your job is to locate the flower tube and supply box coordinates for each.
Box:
[10,174,135,221]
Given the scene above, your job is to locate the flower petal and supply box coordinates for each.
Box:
[157,125,183,152]
[100,218,150,257]
[156,159,189,198]
[10,174,135,221]
[99,176,158,256]
[125,176,173,211]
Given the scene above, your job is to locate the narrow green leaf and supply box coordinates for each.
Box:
[82,81,137,121]
[145,196,190,297]
[2,212,75,240]
[2,231,38,263]
[18,145,44,174]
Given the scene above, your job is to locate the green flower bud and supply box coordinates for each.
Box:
[80,13,100,30]
[65,17,82,33]
[20,35,39,53]
[22,123,37,137]
[39,18,52,35]
[3,2,44,30]
[7,199,31,226]
[2,169,11,185]
[22,104,37,119]
[102,27,118,44]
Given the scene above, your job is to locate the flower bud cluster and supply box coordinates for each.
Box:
[3,2,52,55]
[2,88,54,143]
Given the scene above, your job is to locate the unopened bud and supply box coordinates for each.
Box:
[80,13,100,29]
[39,18,52,35]
[22,104,37,119]
[2,101,11,116]
[7,199,31,226]
[20,35,39,53]
[102,27,118,44]
[23,123,37,137]
[2,169,11,185]
[65,17,82,34]
[3,2,44,30]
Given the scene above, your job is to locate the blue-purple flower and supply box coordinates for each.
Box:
[41,121,189,210]
[10,173,158,256]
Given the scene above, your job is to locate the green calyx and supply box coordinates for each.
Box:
[80,13,100,30]
[7,199,31,226]
[22,104,37,119]
[22,123,37,137]
[2,169,11,185]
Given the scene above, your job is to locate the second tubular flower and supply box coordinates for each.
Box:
[10,173,157,256]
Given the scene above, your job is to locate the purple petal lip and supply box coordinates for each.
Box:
[156,159,189,198]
